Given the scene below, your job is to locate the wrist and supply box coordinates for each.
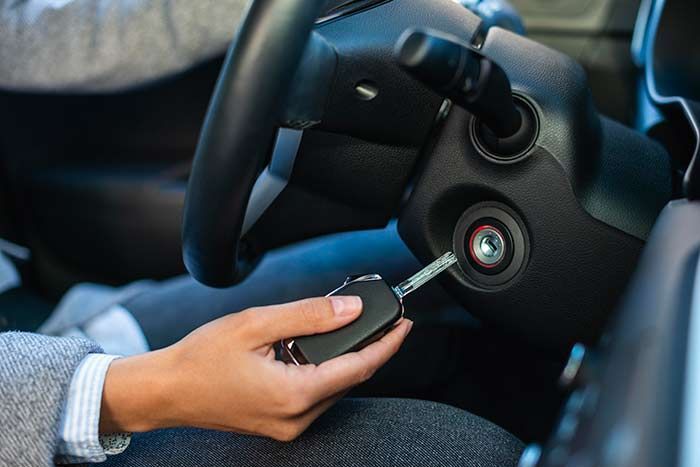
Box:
[100,347,182,433]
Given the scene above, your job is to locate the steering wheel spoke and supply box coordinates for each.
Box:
[242,128,304,236]
[183,0,327,287]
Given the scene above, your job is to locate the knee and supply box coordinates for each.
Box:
[311,398,525,467]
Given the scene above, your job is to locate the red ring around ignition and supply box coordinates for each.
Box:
[468,225,505,269]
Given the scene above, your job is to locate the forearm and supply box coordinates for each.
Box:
[100,347,182,433]
[96,297,411,444]
[0,0,247,92]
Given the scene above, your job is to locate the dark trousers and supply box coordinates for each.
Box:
[125,223,468,350]
[101,399,523,467]
[109,225,523,467]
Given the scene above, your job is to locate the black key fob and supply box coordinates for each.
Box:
[281,274,403,365]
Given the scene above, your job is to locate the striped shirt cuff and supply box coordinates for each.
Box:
[55,353,121,464]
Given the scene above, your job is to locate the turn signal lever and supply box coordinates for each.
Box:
[395,29,537,160]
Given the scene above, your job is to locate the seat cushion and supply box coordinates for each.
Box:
[0,287,54,332]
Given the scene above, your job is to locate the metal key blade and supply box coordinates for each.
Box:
[392,252,458,300]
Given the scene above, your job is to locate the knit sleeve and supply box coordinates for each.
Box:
[0,0,248,93]
[0,332,102,467]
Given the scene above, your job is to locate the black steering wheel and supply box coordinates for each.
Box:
[183,0,325,287]
[182,0,672,353]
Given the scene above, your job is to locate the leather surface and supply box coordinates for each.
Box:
[399,108,645,347]
[183,0,326,286]
[316,0,482,146]
[581,116,672,240]
[396,25,671,346]
[249,0,485,251]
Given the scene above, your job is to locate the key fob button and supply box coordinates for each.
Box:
[282,253,457,366]
[290,277,403,365]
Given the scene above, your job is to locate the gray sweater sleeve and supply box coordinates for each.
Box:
[0,332,102,467]
[0,0,248,93]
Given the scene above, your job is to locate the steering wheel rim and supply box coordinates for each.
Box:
[183,0,325,287]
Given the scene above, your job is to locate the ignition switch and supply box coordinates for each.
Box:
[453,202,529,288]
[465,219,514,275]
[470,225,506,268]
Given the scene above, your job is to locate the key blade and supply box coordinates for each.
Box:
[393,252,458,300]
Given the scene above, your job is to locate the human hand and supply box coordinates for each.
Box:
[100,296,413,441]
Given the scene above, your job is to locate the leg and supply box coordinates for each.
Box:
[124,224,476,401]
[125,222,468,350]
[99,398,524,467]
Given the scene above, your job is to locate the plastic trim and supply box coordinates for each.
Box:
[241,129,303,235]
[643,0,700,199]
[680,253,700,467]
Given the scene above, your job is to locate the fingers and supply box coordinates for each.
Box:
[307,319,413,400]
[263,319,412,432]
[255,317,412,442]
[242,296,363,344]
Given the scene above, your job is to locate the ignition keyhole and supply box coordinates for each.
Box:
[480,235,501,258]
[470,225,507,268]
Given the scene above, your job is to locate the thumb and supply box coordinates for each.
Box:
[243,296,363,344]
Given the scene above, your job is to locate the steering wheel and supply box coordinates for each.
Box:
[183,0,325,287]
[184,0,672,351]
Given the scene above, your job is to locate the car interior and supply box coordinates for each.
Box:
[1,0,699,465]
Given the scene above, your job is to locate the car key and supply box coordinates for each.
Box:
[281,252,458,365]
